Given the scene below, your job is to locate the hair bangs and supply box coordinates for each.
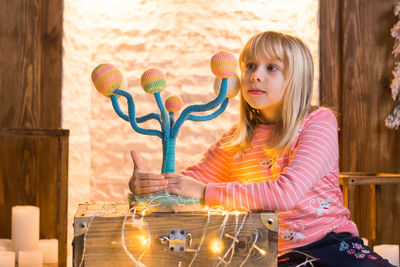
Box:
[240,32,286,71]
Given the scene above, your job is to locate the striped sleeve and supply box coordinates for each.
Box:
[205,109,339,210]
[180,127,236,184]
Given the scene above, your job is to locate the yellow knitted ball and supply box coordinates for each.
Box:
[165,95,183,113]
[141,68,167,94]
[210,51,236,78]
[213,73,240,99]
[91,64,124,96]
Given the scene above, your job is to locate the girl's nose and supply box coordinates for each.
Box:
[250,72,261,82]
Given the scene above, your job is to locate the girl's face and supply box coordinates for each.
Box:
[241,55,287,123]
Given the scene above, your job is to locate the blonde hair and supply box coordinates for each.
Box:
[221,31,314,153]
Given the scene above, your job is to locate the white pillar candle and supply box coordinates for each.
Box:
[361,237,368,246]
[373,244,399,267]
[0,239,12,252]
[0,251,15,267]
[11,206,39,260]
[18,250,42,267]
[38,239,58,263]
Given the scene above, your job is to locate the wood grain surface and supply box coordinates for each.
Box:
[73,204,278,267]
[0,129,68,267]
[320,0,400,246]
[0,0,62,129]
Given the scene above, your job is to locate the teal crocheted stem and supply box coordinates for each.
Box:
[114,89,162,138]
[162,138,176,173]
[112,79,229,176]
[188,98,229,121]
[111,95,129,121]
[111,95,161,123]
[169,112,174,131]
[154,92,170,139]
[171,78,228,139]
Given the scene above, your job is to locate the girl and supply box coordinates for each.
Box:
[129,31,395,266]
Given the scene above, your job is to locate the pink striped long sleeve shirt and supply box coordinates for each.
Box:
[182,108,358,253]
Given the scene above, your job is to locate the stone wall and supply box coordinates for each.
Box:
[62,0,319,262]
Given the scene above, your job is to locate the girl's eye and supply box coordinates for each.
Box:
[246,63,256,69]
[267,64,279,71]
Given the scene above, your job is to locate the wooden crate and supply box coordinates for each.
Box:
[73,203,278,267]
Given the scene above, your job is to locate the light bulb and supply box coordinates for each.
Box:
[137,235,149,247]
[210,239,222,254]
[254,244,266,256]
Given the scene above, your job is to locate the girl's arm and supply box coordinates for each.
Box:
[179,126,237,184]
[205,109,339,211]
[163,129,236,199]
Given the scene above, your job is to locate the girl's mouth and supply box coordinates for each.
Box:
[248,89,265,95]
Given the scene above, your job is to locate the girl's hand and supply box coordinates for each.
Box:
[128,151,168,195]
[164,173,206,200]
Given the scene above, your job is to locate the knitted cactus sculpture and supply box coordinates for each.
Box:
[92,51,239,208]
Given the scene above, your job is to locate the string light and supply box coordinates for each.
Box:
[121,208,146,267]
[233,210,245,216]
[78,214,98,267]
[187,209,211,267]
[224,233,239,243]
[239,230,259,267]
[210,239,223,254]
[216,213,248,267]
[253,244,266,255]
[78,201,270,267]
[138,235,150,247]
[141,209,151,216]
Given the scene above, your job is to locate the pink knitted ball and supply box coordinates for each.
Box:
[141,68,167,94]
[165,95,183,113]
[214,73,240,99]
[91,64,124,96]
[210,51,236,78]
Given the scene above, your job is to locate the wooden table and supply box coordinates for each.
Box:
[339,173,400,244]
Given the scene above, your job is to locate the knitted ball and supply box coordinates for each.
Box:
[141,68,167,94]
[214,73,240,99]
[91,64,124,96]
[210,51,236,78]
[165,95,183,113]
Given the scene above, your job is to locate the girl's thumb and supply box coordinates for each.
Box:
[130,150,142,171]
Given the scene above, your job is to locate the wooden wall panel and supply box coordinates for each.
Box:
[319,0,342,125]
[341,0,399,172]
[39,0,63,128]
[0,0,66,265]
[0,0,62,129]
[320,0,400,246]
[0,129,68,266]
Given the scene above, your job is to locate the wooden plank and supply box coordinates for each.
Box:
[0,0,41,128]
[0,0,62,128]
[57,131,69,267]
[319,0,342,120]
[377,184,400,244]
[0,128,69,137]
[73,204,278,267]
[340,0,400,246]
[0,129,68,266]
[340,0,400,171]
[39,0,63,128]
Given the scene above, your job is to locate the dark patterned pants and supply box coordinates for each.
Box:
[278,232,396,267]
